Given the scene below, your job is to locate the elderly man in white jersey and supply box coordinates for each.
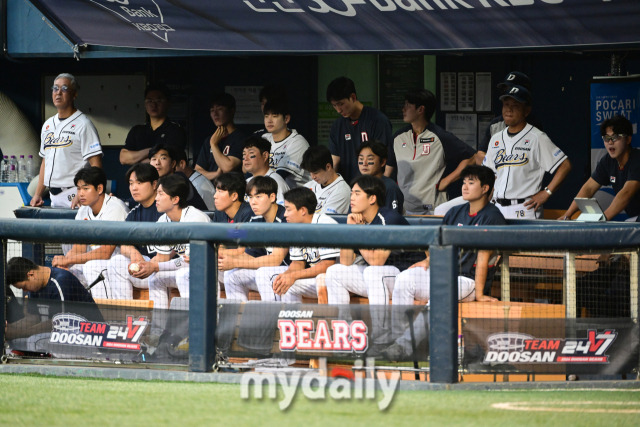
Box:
[483,85,571,219]
[51,167,129,299]
[31,73,103,208]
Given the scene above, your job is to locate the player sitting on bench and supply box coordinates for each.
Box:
[383,164,506,362]
[256,187,339,303]
[219,176,289,301]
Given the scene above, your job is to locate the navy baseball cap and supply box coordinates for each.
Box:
[497,71,532,92]
[499,85,532,105]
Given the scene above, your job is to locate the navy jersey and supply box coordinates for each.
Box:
[124,119,186,152]
[443,202,506,287]
[362,207,418,270]
[6,286,24,323]
[27,267,96,305]
[196,129,247,173]
[245,204,287,260]
[592,148,640,218]
[126,202,163,257]
[329,106,395,184]
[381,176,404,214]
[212,202,253,223]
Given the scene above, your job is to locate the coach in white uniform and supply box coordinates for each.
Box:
[31,73,103,208]
[483,85,571,219]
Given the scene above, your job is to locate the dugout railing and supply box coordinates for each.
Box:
[1,216,639,383]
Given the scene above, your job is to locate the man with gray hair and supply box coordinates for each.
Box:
[31,73,103,208]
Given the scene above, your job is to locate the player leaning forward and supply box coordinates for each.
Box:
[483,85,571,219]
[146,174,211,310]
[383,165,507,361]
[256,187,339,303]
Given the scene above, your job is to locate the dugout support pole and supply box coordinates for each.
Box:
[429,245,458,384]
[0,240,5,348]
[188,240,217,372]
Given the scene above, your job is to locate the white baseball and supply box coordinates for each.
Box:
[129,263,140,273]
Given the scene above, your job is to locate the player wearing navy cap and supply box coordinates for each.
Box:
[483,85,571,219]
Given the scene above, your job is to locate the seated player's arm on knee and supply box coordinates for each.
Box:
[294,259,336,281]
[119,245,143,261]
[474,250,497,302]
[360,249,391,266]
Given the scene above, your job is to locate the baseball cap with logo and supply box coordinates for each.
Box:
[497,71,532,92]
[499,85,532,105]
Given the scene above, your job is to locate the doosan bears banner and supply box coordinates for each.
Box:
[29,0,640,52]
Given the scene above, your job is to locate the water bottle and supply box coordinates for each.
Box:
[8,155,18,183]
[18,155,27,182]
[0,156,8,182]
[26,155,34,182]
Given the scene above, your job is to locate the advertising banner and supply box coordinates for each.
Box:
[463,318,639,376]
[30,1,640,53]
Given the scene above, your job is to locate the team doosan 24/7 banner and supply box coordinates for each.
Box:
[30,0,640,52]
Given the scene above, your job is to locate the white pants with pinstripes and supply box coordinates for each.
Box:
[325,264,400,345]
[391,267,475,338]
[256,266,319,303]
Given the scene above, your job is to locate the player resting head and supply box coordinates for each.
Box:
[149,143,179,177]
[350,175,386,213]
[283,187,317,224]
[6,257,45,292]
[302,145,338,187]
[157,173,190,212]
[358,140,388,177]
[210,92,236,127]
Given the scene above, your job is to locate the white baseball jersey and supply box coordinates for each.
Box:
[483,124,567,200]
[289,213,339,264]
[189,170,216,211]
[75,194,129,252]
[262,129,311,188]
[154,206,211,256]
[304,175,351,215]
[245,169,290,206]
[40,110,102,188]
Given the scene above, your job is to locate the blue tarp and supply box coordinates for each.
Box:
[29,0,640,52]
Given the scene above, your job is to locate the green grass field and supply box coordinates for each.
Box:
[1,374,638,426]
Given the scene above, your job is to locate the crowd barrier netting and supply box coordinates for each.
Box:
[1,215,639,382]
